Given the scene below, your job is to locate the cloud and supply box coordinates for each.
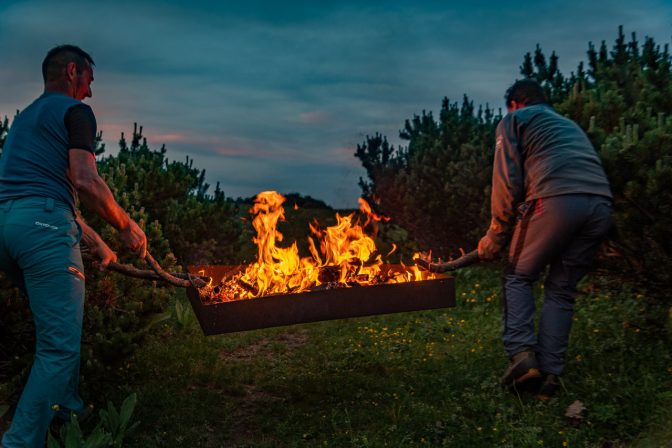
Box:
[1,0,671,208]
[297,111,329,125]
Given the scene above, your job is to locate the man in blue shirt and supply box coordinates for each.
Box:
[0,45,147,447]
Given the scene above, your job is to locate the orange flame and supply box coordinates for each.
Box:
[358,197,391,223]
[217,192,433,300]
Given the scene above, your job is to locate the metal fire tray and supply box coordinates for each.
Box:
[186,266,455,335]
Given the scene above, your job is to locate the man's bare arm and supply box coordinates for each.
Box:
[75,212,117,268]
[68,148,147,258]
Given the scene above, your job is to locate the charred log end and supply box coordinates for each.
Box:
[237,279,259,296]
[318,266,341,283]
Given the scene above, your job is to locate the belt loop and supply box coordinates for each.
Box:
[45,198,54,212]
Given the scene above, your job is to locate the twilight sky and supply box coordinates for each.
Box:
[1,0,671,208]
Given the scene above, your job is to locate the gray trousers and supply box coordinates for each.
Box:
[502,194,613,375]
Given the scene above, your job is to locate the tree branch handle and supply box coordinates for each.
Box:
[82,251,208,288]
[415,249,480,273]
[144,252,208,288]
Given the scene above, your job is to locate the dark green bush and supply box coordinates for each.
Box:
[355,98,500,257]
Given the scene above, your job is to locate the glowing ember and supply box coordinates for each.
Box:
[208,191,434,301]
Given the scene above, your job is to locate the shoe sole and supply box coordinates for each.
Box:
[514,368,541,385]
[502,367,542,388]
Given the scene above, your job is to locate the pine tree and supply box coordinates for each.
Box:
[355,96,500,257]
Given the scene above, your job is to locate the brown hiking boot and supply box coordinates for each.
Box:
[536,373,561,400]
[501,350,542,389]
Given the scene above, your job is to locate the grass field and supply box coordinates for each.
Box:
[77,266,672,447]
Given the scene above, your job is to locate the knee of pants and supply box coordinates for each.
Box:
[543,278,576,307]
[35,322,82,352]
[35,331,81,365]
[35,344,80,364]
[33,347,80,380]
[503,271,539,290]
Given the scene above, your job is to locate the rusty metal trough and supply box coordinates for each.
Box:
[186,266,455,336]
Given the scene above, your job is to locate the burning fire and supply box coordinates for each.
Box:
[208,191,434,301]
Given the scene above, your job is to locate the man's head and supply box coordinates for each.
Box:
[42,45,95,100]
[504,79,549,112]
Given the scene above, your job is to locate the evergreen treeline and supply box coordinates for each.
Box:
[92,123,242,266]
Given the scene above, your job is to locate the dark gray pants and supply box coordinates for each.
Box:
[502,194,613,375]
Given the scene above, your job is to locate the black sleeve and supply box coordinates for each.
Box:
[64,104,97,153]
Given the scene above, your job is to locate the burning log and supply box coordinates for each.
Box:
[236,278,259,296]
[317,265,340,283]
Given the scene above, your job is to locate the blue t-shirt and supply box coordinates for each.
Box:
[0,92,96,213]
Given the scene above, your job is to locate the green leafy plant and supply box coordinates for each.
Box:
[47,393,139,448]
[47,416,111,448]
[99,393,140,447]
[174,298,195,330]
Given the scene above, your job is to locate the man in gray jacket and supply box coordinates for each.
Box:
[478,79,613,398]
